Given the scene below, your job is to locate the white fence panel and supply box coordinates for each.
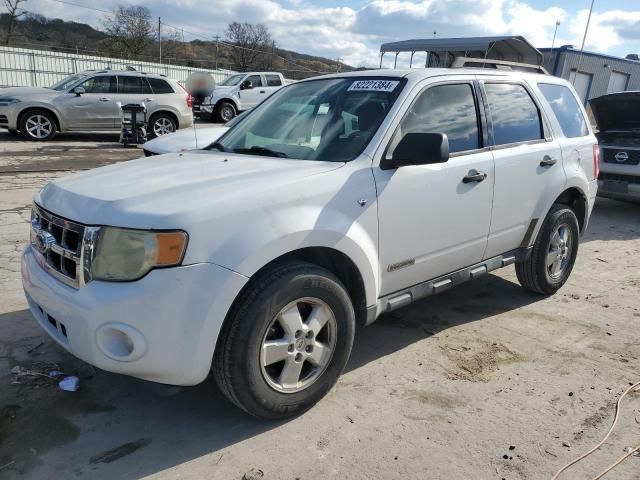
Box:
[0,46,236,88]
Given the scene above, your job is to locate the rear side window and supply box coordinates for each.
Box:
[538,83,589,138]
[148,78,175,94]
[396,83,481,154]
[265,74,282,87]
[484,83,543,146]
[118,76,152,94]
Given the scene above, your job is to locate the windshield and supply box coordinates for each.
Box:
[208,77,403,161]
[218,74,246,86]
[48,74,87,91]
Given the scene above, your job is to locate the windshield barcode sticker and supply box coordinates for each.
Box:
[348,80,399,92]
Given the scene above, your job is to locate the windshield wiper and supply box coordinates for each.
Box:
[233,146,288,158]
[209,141,230,152]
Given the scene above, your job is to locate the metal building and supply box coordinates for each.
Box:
[540,45,640,105]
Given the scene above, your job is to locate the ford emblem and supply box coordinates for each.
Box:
[614,151,629,163]
[35,231,55,255]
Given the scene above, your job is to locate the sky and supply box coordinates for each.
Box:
[19,0,640,68]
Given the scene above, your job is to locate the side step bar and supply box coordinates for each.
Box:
[375,247,532,318]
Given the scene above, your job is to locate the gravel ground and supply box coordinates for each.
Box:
[1,129,639,480]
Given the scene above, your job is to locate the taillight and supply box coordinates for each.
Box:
[187,94,193,108]
[593,144,600,180]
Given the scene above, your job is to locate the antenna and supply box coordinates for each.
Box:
[185,72,216,151]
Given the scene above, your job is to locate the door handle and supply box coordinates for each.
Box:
[144,98,153,102]
[259,90,266,94]
[540,155,558,167]
[99,97,112,102]
[462,169,487,183]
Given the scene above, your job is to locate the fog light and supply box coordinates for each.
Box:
[96,323,147,362]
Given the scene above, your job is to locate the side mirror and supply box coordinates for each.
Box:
[240,80,253,90]
[385,132,449,169]
[73,86,85,96]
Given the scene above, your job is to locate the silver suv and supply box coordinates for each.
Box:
[0,70,193,141]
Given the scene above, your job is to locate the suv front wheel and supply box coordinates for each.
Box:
[148,113,177,139]
[213,262,355,419]
[516,205,580,294]
[20,109,57,141]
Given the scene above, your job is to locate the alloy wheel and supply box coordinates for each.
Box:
[25,115,53,139]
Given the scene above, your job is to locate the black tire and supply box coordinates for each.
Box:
[20,109,57,141]
[213,261,355,419]
[516,205,580,294]
[215,102,236,123]
[147,113,177,139]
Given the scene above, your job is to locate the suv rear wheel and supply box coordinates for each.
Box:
[148,113,177,139]
[20,109,57,141]
[213,262,355,419]
[516,205,580,294]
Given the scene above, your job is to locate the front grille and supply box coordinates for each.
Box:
[602,147,640,165]
[599,172,640,184]
[30,204,85,289]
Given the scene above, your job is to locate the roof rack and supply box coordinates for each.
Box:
[451,57,548,74]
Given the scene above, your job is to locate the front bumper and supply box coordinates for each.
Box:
[193,104,215,121]
[0,104,19,130]
[22,246,248,385]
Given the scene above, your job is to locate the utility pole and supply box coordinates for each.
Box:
[214,35,219,70]
[551,20,560,52]
[575,0,595,83]
[336,57,343,72]
[158,17,162,64]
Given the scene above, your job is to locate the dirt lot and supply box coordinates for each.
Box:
[1,128,639,479]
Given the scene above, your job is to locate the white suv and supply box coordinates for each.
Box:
[0,70,193,140]
[21,69,598,418]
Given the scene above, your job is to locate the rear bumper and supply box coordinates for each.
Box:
[22,245,248,386]
[598,175,640,203]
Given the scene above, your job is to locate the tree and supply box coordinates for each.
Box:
[225,22,273,71]
[2,0,27,45]
[102,5,153,58]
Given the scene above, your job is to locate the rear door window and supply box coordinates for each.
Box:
[484,83,543,146]
[538,83,589,138]
[147,78,175,94]
[265,75,282,87]
[118,76,153,94]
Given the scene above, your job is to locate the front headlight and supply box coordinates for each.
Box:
[90,227,188,281]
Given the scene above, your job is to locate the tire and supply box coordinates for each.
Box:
[215,102,236,123]
[516,205,580,295]
[20,109,57,141]
[148,113,177,139]
[213,261,355,419]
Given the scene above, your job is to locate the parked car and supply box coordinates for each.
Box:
[0,70,193,141]
[589,92,640,203]
[195,72,285,122]
[142,125,229,156]
[142,112,247,156]
[22,69,598,419]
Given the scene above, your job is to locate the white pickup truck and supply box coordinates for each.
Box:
[22,69,598,419]
[196,71,286,122]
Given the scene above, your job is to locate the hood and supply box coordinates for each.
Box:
[205,85,236,101]
[0,86,59,98]
[589,92,640,132]
[36,152,344,229]
[143,126,229,154]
